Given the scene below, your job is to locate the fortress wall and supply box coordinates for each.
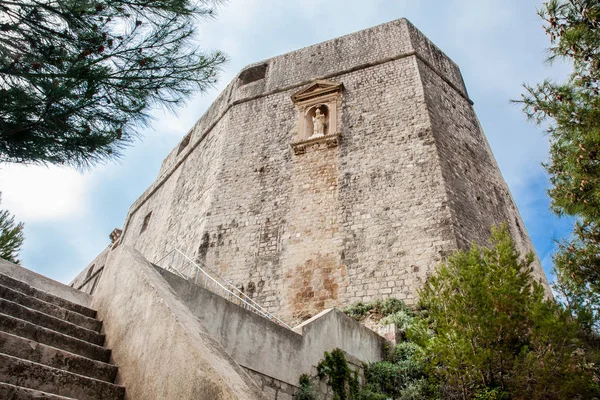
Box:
[192,90,298,313]
[116,53,462,324]
[79,18,550,323]
[123,19,466,232]
[333,56,457,308]
[416,59,550,289]
[121,112,232,263]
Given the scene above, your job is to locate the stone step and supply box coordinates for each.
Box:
[0,298,104,346]
[0,382,75,399]
[0,314,110,363]
[0,285,102,332]
[0,353,125,400]
[0,331,117,382]
[0,274,96,319]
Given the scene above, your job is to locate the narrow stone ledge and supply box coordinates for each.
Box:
[290,132,341,155]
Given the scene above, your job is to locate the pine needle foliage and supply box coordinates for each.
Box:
[0,0,227,167]
[518,0,600,328]
[417,224,598,399]
[0,193,24,264]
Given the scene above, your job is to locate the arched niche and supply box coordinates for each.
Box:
[305,104,329,139]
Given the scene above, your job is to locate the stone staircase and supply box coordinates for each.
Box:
[0,272,125,400]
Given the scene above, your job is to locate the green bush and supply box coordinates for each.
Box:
[342,301,375,320]
[379,298,409,316]
[380,309,414,329]
[363,361,404,396]
[293,374,317,400]
[316,348,359,400]
[342,297,411,322]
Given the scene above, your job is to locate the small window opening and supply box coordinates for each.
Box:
[86,264,95,280]
[141,211,152,233]
[177,132,191,155]
[238,63,268,86]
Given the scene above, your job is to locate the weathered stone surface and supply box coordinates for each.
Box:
[0,261,124,400]
[0,261,91,310]
[0,354,124,400]
[0,313,111,362]
[157,267,387,387]
[0,298,104,346]
[0,272,95,318]
[0,285,101,332]
[243,368,297,400]
[0,331,117,382]
[74,18,551,325]
[0,382,75,399]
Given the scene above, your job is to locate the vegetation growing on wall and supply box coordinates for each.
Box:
[296,341,435,400]
[342,297,411,324]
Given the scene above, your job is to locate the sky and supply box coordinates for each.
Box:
[0,0,574,284]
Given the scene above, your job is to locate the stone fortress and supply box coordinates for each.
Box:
[0,18,554,400]
[75,18,550,325]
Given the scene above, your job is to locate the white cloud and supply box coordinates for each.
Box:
[0,164,89,222]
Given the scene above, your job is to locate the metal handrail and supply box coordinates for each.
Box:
[155,248,291,329]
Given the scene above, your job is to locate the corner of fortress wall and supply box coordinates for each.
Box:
[75,18,551,324]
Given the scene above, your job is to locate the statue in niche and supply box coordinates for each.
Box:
[311,107,326,138]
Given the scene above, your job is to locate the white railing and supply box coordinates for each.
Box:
[154,249,291,329]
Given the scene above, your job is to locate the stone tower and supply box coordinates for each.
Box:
[80,19,550,324]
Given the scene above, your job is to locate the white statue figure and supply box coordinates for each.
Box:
[311,108,326,138]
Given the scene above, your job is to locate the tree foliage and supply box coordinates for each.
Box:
[299,226,600,400]
[519,0,600,328]
[0,193,24,264]
[0,0,226,167]
[417,225,598,399]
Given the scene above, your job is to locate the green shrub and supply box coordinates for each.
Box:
[293,374,317,400]
[380,309,414,329]
[317,348,359,400]
[342,301,375,320]
[473,387,509,400]
[342,297,411,322]
[379,298,409,316]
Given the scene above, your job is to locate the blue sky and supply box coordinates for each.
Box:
[0,0,573,284]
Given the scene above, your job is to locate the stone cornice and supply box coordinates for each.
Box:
[291,80,343,104]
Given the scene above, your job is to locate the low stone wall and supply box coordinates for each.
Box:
[91,246,265,400]
[156,267,388,388]
[0,259,91,307]
[242,367,296,400]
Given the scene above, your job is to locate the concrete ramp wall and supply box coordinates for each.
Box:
[157,268,388,387]
[92,246,265,400]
